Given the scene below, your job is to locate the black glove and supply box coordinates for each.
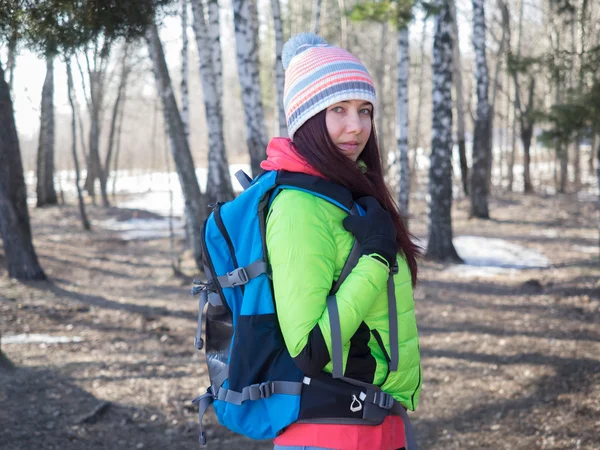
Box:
[342,196,398,266]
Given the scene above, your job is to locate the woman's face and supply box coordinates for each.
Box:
[325,100,373,162]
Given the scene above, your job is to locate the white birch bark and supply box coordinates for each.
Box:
[376,21,388,173]
[146,20,206,270]
[396,27,411,221]
[312,0,323,34]
[270,0,287,137]
[191,0,233,203]
[470,0,491,218]
[426,0,462,262]
[36,55,58,207]
[66,59,91,231]
[232,0,268,176]
[450,0,469,195]
[207,0,223,101]
[338,0,348,48]
[181,0,190,141]
[412,17,427,174]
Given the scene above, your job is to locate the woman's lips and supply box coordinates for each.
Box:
[338,142,360,151]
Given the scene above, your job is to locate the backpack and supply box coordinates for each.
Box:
[191,170,417,449]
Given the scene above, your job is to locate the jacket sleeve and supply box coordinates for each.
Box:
[266,190,389,376]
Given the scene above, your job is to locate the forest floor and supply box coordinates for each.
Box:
[1,188,599,450]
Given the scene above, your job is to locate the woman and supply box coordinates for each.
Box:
[261,34,422,450]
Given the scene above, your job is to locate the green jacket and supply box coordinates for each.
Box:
[266,188,422,410]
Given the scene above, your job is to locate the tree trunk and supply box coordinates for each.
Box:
[191,0,234,204]
[376,21,389,174]
[470,0,491,219]
[36,55,58,207]
[270,0,287,137]
[397,27,410,223]
[0,63,46,280]
[312,0,323,34]
[232,0,268,177]
[411,18,427,176]
[146,20,206,270]
[450,0,469,195]
[522,124,534,194]
[337,0,348,49]
[66,60,91,231]
[105,47,130,183]
[426,0,462,263]
[6,25,17,93]
[590,133,597,176]
[112,89,126,197]
[207,0,223,101]
[181,0,190,141]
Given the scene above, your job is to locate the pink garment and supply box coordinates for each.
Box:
[259,137,323,177]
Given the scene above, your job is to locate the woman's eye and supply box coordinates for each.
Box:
[360,108,372,115]
[332,106,344,113]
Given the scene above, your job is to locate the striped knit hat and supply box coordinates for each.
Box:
[282,33,376,140]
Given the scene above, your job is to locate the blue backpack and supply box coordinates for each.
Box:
[191,170,416,448]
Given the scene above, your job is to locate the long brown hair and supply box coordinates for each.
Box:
[292,109,420,285]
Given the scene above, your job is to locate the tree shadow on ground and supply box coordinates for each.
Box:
[415,350,600,449]
[22,280,195,322]
[0,364,196,450]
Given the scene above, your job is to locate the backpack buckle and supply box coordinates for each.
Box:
[227,267,249,287]
[248,382,273,400]
[375,392,394,410]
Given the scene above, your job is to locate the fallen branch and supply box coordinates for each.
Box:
[78,400,111,424]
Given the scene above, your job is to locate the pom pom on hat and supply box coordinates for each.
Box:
[282,33,376,140]
[282,33,328,70]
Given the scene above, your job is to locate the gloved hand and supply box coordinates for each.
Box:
[342,196,398,266]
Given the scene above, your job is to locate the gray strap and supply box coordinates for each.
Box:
[331,239,361,295]
[217,260,268,288]
[326,295,344,379]
[388,270,399,372]
[194,290,209,350]
[234,170,252,190]
[192,390,214,446]
[397,404,418,450]
[211,366,229,393]
[216,381,302,406]
[331,204,361,295]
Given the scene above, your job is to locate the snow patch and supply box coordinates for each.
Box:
[1,334,84,345]
[95,218,185,241]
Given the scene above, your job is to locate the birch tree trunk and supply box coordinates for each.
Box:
[105,47,130,180]
[6,26,17,93]
[508,0,524,192]
[0,62,46,280]
[66,60,91,231]
[181,0,190,141]
[412,18,427,175]
[338,0,348,48]
[232,0,268,176]
[397,27,411,222]
[146,20,206,270]
[191,0,233,204]
[207,0,223,101]
[36,55,58,207]
[470,0,491,219]
[270,0,287,137]
[376,21,389,174]
[426,0,462,262]
[450,0,469,195]
[312,0,323,34]
[84,41,111,207]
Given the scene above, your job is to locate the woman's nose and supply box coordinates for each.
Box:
[345,111,363,134]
